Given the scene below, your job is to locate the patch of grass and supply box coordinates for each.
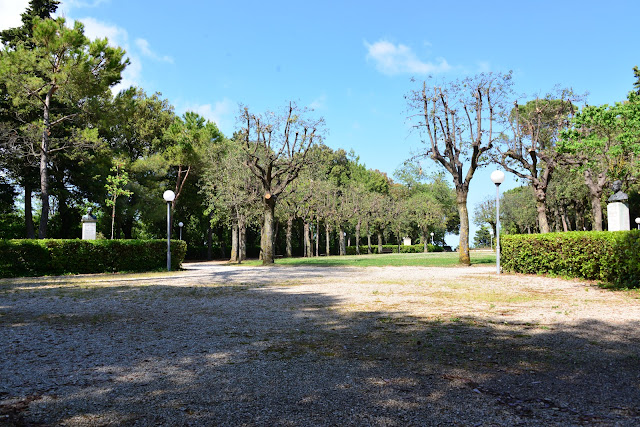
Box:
[240,251,495,268]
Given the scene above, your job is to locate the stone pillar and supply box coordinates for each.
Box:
[607,180,630,231]
[607,202,630,231]
[81,208,98,240]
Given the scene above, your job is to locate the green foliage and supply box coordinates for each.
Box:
[473,225,492,248]
[501,231,640,288]
[0,239,186,277]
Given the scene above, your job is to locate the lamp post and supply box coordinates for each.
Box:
[636,217,640,230]
[430,232,434,245]
[489,228,494,251]
[178,221,184,240]
[163,190,175,271]
[490,170,505,275]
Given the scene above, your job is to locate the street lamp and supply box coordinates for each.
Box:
[178,221,184,240]
[490,170,505,275]
[430,232,435,245]
[489,228,494,251]
[163,190,175,271]
[636,217,640,230]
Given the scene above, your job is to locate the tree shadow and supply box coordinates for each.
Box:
[1,276,639,426]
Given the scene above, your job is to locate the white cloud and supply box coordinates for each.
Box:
[0,0,29,31]
[64,0,109,8]
[135,38,173,63]
[183,99,236,133]
[365,40,451,76]
[309,95,327,111]
[78,16,128,47]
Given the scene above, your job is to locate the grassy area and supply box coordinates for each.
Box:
[239,250,496,267]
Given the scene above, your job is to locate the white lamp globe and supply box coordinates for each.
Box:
[178,222,184,227]
[490,170,505,185]
[163,190,176,202]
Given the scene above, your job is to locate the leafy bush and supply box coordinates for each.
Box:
[501,231,640,288]
[0,239,187,278]
[345,244,443,255]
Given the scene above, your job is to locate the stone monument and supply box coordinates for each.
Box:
[81,208,98,240]
[607,180,630,231]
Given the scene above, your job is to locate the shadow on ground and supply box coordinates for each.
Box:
[1,273,639,426]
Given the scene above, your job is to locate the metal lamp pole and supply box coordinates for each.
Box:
[490,171,505,275]
[178,221,184,240]
[430,232,434,245]
[163,190,175,271]
[636,217,640,230]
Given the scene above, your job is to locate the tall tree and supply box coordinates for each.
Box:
[498,93,578,233]
[104,161,132,239]
[559,93,640,230]
[408,72,512,265]
[163,112,223,209]
[239,102,324,265]
[0,17,128,237]
[0,1,60,238]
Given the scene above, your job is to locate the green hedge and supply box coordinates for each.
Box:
[501,231,640,288]
[345,244,444,255]
[0,239,187,278]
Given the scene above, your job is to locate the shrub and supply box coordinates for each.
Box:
[501,231,640,288]
[0,239,187,278]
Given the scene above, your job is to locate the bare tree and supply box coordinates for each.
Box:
[498,92,579,233]
[408,73,512,265]
[239,102,324,265]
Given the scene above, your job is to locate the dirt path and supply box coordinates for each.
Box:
[1,263,639,426]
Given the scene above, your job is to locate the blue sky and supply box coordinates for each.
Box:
[1,0,638,245]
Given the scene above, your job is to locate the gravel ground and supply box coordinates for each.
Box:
[1,261,640,426]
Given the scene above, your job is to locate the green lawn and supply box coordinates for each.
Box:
[240,250,496,267]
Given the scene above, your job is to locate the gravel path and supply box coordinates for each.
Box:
[1,262,639,426]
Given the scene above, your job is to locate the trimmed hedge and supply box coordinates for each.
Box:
[345,244,444,255]
[0,239,187,278]
[501,231,640,288]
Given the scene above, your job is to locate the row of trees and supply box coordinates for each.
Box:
[0,1,458,265]
[407,70,640,263]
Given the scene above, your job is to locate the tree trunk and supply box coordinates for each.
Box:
[325,220,331,256]
[560,204,569,232]
[207,212,213,260]
[338,224,346,256]
[24,183,35,239]
[367,233,372,254]
[239,218,246,262]
[355,218,361,255]
[38,91,54,239]
[584,169,606,231]
[315,219,320,257]
[377,231,383,254]
[261,196,276,264]
[111,198,116,239]
[303,221,311,257]
[456,192,471,266]
[230,219,238,262]
[535,199,550,234]
[421,231,427,252]
[285,216,293,257]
